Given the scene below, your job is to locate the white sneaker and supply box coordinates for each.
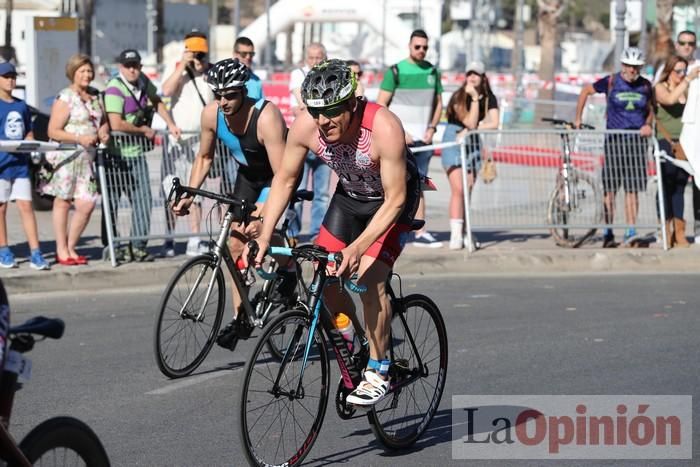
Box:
[695,235,700,245]
[449,233,464,250]
[346,370,389,406]
[412,231,443,248]
[186,238,202,256]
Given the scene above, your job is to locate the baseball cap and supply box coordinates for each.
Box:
[118,49,142,65]
[0,62,17,76]
[466,61,485,75]
[185,36,208,53]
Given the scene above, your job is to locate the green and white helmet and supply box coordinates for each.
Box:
[301,59,357,108]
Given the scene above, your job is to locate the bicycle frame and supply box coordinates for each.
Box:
[267,247,427,402]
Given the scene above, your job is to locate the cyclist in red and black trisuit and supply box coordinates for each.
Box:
[246,59,420,406]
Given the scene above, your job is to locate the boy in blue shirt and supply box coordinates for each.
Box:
[0,62,50,269]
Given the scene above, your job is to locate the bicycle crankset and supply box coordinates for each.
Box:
[335,379,357,419]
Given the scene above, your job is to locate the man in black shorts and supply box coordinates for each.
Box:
[247,60,420,406]
[173,58,287,349]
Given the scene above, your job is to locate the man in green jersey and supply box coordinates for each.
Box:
[377,29,443,248]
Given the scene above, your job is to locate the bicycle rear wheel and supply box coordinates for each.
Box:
[153,254,225,378]
[240,310,329,467]
[19,416,110,466]
[547,170,602,248]
[368,294,448,449]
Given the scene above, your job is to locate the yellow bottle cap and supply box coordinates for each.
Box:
[335,312,350,328]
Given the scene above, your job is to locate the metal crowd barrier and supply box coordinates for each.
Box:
[98,130,239,267]
[411,128,666,252]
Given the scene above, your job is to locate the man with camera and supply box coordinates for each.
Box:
[160,31,214,257]
[102,49,181,262]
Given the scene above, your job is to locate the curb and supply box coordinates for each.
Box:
[5,246,699,295]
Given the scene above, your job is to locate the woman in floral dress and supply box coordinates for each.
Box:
[41,54,109,265]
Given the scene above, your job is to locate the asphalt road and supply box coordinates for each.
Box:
[6,273,700,466]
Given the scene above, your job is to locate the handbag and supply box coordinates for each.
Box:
[656,120,687,161]
[479,156,497,183]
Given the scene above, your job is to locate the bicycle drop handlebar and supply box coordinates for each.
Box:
[541,117,595,130]
[167,177,259,223]
[247,241,367,294]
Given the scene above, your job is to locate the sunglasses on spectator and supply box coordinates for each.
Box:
[307,103,348,119]
[672,67,688,75]
[678,41,697,47]
[413,45,428,51]
[122,62,141,69]
[236,51,256,58]
[214,90,243,101]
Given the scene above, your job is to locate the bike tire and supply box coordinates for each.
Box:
[153,254,225,378]
[240,309,330,467]
[547,170,602,248]
[19,416,110,466]
[368,294,448,450]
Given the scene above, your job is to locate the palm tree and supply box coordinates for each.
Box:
[536,0,567,121]
[650,0,675,70]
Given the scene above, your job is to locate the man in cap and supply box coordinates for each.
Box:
[102,49,181,262]
[574,47,654,248]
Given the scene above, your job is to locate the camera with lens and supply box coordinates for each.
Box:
[133,107,155,127]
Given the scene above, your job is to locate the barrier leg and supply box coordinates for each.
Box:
[460,141,474,254]
[97,149,118,267]
[654,138,669,251]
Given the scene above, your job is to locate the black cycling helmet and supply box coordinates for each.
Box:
[301,59,357,108]
[207,58,250,92]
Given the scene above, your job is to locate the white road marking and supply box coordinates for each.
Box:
[146,368,237,395]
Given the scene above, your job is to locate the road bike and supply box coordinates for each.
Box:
[239,232,448,466]
[0,282,110,466]
[543,118,603,248]
[153,178,311,378]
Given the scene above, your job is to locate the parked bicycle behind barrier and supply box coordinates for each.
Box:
[543,118,604,247]
[239,234,448,466]
[0,279,111,466]
[153,178,312,378]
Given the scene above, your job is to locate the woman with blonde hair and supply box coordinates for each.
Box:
[655,55,699,248]
[41,53,109,265]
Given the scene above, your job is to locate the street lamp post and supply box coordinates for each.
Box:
[614,0,627,72]
[265,0,272,69]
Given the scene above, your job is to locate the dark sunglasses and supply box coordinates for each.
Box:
[236,51,256,58]
[355,71,363,78]
[672,67,688,75]
[214,90,243,101]
[194,52,207,61]
[678,41,697,47]
[307,103,348,119]
[413,45,428,51]
[122,62,141,69]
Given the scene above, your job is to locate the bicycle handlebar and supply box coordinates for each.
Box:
[541,117,595,130]
[247,241,367,293]
[168,177,259,222]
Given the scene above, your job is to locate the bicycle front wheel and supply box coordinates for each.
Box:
[368,294,448,449]
[19,416,110,466]
[547,170,602,248]
[153,254,225,378]
[240,310,329,467]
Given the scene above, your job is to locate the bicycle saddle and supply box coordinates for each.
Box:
[292,190,314,203]
[411,220,425,232]
[10,316,65,339]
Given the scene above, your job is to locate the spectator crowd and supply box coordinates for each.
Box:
[0,27,699,270]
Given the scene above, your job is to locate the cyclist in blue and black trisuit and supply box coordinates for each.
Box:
[246,59,421,406]
[173,58,288,350]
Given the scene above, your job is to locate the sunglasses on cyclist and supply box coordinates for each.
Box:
[413,45,428,51]
[678,41,697,47]
[214,90,243,101]
[307,102,348,119]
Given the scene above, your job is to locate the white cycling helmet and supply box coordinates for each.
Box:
[620,47,645,66]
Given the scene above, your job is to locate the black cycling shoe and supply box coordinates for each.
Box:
[216,318,254,351]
